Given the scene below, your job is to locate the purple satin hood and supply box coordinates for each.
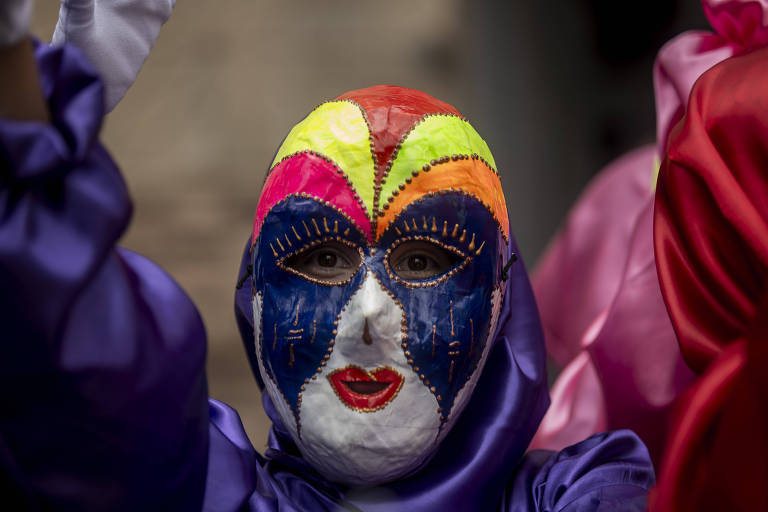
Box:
[229,234,550,510]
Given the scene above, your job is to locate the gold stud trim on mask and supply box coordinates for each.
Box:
[441,283,506,430]
[378,189,509,244]
[267,147,372,224]
[254,192,368,245]
[254,290,302,440]
[325,364,406,413]
[276,236,365,287]
[383,235,472,289]
[369,270,442,422]
[376,114,475,200]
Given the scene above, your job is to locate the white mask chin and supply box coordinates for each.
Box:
[254,273,441,486]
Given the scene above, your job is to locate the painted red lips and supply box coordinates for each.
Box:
[327,365,404,412]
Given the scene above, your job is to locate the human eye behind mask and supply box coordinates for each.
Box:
[282,240,363,284]
[388,239,462,281]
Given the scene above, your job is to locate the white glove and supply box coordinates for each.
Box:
[52,0,175,112]
[0,0,33,48]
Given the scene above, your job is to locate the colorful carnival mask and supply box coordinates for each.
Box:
[249,86,510,486]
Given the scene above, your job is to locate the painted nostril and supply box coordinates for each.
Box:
[362,318,373,345]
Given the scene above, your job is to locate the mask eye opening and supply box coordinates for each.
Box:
[278,237,364,286]
[384,236,471,288]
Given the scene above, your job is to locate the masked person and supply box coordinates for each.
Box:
[0,3,654,510]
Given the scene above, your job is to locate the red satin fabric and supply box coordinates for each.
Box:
[652,45,768,511]
[651,305,768,510]
[654,46,768,374]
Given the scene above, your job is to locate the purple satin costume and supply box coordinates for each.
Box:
[0,42,653,511]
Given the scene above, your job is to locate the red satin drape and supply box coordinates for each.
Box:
[652,45,768,511]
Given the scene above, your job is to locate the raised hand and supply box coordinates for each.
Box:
[52,0,175,111]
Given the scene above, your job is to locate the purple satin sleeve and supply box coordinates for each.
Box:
[0,42,208,509]
[508,430,653,511]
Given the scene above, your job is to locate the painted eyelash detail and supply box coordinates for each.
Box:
[380,189,509,244]
[253,192,368,244]
[276,236,365,287]
[382,235,473,289]
[267,213,364,257]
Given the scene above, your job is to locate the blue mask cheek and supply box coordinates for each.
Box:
[252,198,368,416]
[371,193,505,423]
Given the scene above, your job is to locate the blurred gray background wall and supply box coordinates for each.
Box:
[30,0,707,448]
